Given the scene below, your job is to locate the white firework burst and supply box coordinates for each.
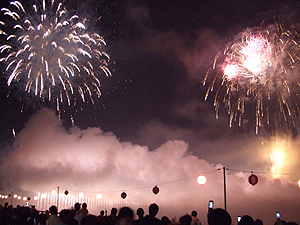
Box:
[0,0,111,109]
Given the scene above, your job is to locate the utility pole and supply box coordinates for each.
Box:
[223,167,227,211]
[57,186,59,211]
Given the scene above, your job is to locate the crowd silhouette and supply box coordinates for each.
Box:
[0,201,298,225]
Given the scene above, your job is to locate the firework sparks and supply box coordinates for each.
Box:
[260,135,300,179]
[0,0,111,110]
[270,150,283,178]
[203,22,300,133]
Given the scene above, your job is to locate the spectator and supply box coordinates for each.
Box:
[70,209,79,225]
[81,215,101,225]
[142,203,162,225]
[135,208,144,225]
[161,216,171,225]
[57,209,71,225]
[97,210,106,224]
[180,214,192,225]
[39,211,48,225]
[207,208,231,225]
[287,222,298,225]
[254,219,263,225]
[107,208,119,225]
[46,205,61,225]
[118,206,135,225]
[240,215,254,225]
[81,203,89,217]
[74,203,84,225]
[191,211,201,225]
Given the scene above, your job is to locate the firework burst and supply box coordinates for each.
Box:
[0,0,111,112]
[203,22,300,133]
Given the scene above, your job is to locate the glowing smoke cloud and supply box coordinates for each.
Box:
[203,23,300,133]
[1,109,300,224]
[0,0,110,112]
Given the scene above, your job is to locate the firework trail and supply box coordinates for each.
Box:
[203,22,300,133]
[0,0,111,112]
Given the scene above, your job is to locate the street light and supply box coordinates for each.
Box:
[96,193,102,200]
[197,175,206,185]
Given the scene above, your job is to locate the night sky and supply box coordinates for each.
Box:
[1,0,300,224]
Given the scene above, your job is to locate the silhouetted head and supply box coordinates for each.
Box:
[240,215,254,225]
[49,205,57,215]
[81,215,101,225]
[149,203,159,216]
[137,208,144,218]
[118,207,134,219]
[161,216,171,225]
[60,209,71,223]
[254,219,263,225]
[111,207,118,216]
[70,209,76,218]
[74,202,81,211]
[287,222,298,225]
[191,211,198,217]
[180,214,192,225]
[207,208,232,225]
[274,220,287,225]
[100,210,104,216]
[82,203,87,209]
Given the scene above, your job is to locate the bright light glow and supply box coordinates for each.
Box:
[17,196,21,200]
[270,150,283,178]
[240,36,272,75]
[34,196,38,201]
[224,64,239,79]
[96,193,102,199]
[298,179,300,188]
[23,197,27,201]
[197,175,206,185]
[4,195,8,199]
[14,194,18,198]
[51,189,56,195]
[79,192,84,198]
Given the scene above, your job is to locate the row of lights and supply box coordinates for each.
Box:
[1,173,259,203]
[197,173,259,186]
[0,193,38,201]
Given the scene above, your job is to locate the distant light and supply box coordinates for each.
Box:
[1,195,4,199]
[14,194,18,198]
[96,193,102,199]
[4,195,8,199]
[79,192,84,198]
[34,196,38,201]
[17,196,21,200]
[41,194,46,199]
[298,179,300,188]
[23,197,27,201]
[51,189,56,195]
[197,175,206,185]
